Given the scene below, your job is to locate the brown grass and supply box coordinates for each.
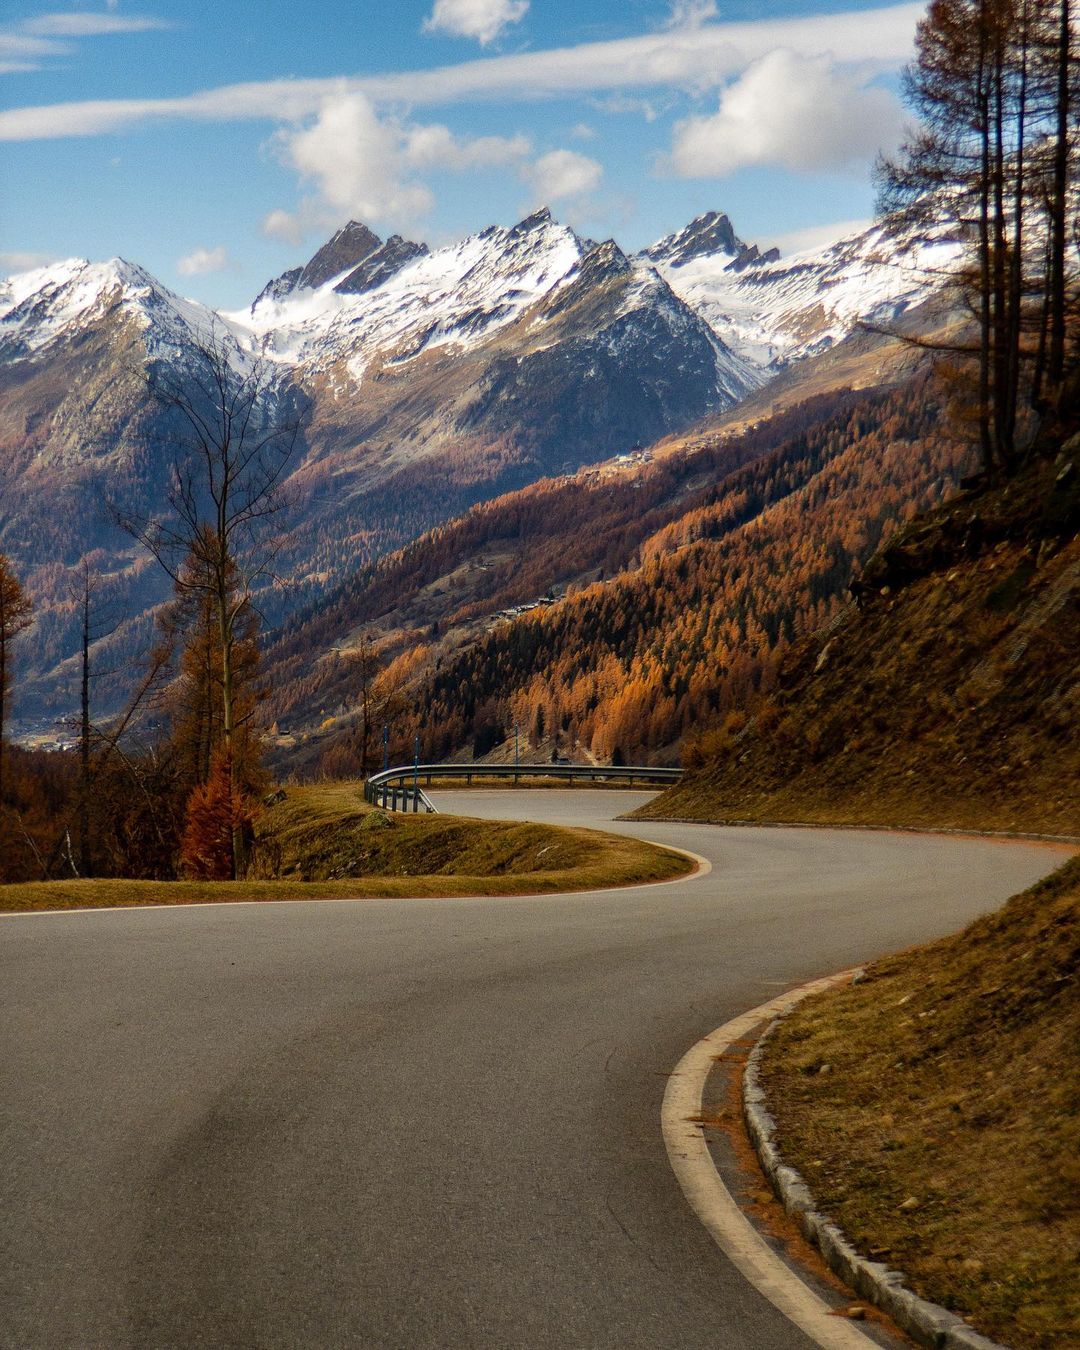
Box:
[0,782,692,913]
[759,855,1080,1349]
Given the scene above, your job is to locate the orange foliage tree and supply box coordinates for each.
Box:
[179,752,253,881]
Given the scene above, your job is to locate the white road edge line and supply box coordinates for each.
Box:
[0,845,711,919]
[662,972,881,1350]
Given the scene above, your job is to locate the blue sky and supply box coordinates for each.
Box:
[0,0,925,307]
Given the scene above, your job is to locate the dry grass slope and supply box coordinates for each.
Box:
[0,782,691,911]
[759,854,1080,1349]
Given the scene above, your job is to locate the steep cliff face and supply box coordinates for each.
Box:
[644,449,1080,836]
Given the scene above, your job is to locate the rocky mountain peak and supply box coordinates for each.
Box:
[724,243,782,274]
[511,206,556,236]
[644,211,747,268]
[298,221,381,290]
[577,239,632,285]
[253,220,386,310]
[333,234,430,297]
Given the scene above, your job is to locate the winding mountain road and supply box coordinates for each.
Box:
[2,792,1069,1349]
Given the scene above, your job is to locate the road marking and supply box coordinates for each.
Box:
[643,842,712,883]
[662,973,881,1350]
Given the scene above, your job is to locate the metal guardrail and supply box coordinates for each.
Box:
[364,762,682,813]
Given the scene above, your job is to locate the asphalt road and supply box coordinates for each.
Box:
[2,792,1069,1349]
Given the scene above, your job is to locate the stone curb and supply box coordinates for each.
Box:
[742,1019,1010,1350]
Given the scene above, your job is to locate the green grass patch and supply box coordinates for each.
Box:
[0,781,693,912]
[759,855,1080,1349]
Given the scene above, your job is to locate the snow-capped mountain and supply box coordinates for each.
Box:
[0,256,225,365]
[253,221,430,308]
[239,209,591,371]
[642,209,780,274]
[0,204,962,729]
[640,212,962,369]
[230,208,759,415]
[0,209,758,726]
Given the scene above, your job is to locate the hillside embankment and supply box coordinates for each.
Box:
[758,854,1080,1349]
[0,782,691,911]
[640,446,1080,836]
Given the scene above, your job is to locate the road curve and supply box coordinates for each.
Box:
[1,792,1069,1349]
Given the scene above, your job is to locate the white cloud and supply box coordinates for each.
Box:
[272,93,532,231]
[770,218,873,256]
[177,245,230,276]
[524,149,603,203]
[570,122,596,141]
[0,11,169,75]
[279,93,433,224]
[591,93,667,123]
[664,0,717,30]
[670,50,902,178]
[23,13,170,37]
[0,250,59,274]
[0,32,67,68]
[423,0,528,46]
[0,4,924,140]
[262,208,307,246]
[404,122,529,171]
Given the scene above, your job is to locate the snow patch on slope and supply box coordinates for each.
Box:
[646,220,963,369]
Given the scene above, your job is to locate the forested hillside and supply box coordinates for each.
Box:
[271,372,972,771]
[643,447,1080,837]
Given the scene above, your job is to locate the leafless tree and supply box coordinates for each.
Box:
[877,0,1079,473]
[117,322,304,877]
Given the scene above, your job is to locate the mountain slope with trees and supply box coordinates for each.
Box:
[644,0,1080,833]
[0,197,960,732]
[270,371,973,775]
[643,448,1079,834]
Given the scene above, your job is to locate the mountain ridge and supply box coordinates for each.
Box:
[0,205,963,733]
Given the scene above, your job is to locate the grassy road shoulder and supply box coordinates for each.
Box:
[757,855,1080,1350]
[1,782,693,913]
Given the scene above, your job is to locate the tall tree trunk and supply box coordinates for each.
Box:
[978,26,996,474]
[215,530,242,881]
[218,601,241,880]
[991,30,1014,466]
[79,579,91,877]
[1005,0,1030,455]
[1032,226,1053,408]
[1048,0,1071,391]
